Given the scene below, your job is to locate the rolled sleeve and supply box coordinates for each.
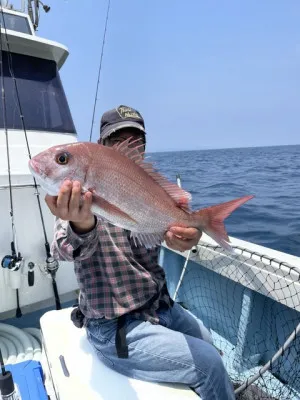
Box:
[51,217,100,261]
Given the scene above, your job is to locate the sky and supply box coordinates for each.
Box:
[33,1,300,152]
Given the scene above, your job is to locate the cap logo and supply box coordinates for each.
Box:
[116,106,142,120]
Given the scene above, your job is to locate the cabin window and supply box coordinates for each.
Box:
[0,51,76,134]
[0,12,32,35]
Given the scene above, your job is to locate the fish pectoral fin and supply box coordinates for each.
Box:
[92,194,137,223]
[130,231,165,248]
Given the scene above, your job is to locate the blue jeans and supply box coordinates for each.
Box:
[86,302,235,399]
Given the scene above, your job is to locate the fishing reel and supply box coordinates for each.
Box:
[1,243,24,312]
[46,256,59,275]
[46,255,61,310]
[1,252,23,272]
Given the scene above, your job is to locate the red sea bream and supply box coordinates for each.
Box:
[28,139,254,251]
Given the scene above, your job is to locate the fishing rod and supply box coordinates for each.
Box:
[89,0,111,142]
[173,174,197,301]
[0,3,61,310]
[0,348,21,400]
[0,13,23,318]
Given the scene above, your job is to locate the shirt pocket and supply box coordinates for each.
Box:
[86,318,117,344]
[86,318,117,367]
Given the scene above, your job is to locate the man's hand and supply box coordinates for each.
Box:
[164,226,202,252]
[45,180,96,234]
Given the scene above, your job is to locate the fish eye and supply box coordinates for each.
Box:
[56,152,69,165]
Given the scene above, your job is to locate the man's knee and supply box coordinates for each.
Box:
[193,345,234,397]
[195,341,226,376]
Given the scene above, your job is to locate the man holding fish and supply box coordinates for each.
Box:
[29,105,252,399]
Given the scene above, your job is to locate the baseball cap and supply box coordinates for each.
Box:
[98,105,146,144]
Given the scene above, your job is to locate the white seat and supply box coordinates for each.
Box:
[40,308,199,400]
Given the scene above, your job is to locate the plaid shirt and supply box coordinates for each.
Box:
[51,217,172,324]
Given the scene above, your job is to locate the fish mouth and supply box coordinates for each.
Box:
[28,159,47,180]
[28,159,58,195]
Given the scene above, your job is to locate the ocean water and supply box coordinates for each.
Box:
[149,145,300,258]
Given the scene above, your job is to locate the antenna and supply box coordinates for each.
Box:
[27,0,51,30]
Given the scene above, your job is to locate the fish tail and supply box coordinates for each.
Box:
[192,195,254,252]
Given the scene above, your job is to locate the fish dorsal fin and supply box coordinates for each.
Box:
[113,137,192,210]
[113,137,145,162]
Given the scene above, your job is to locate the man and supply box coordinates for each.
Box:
[45,105,235,399]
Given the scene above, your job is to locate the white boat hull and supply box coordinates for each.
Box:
[0,130,80,317]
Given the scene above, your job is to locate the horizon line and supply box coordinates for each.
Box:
[147,143,300,154]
